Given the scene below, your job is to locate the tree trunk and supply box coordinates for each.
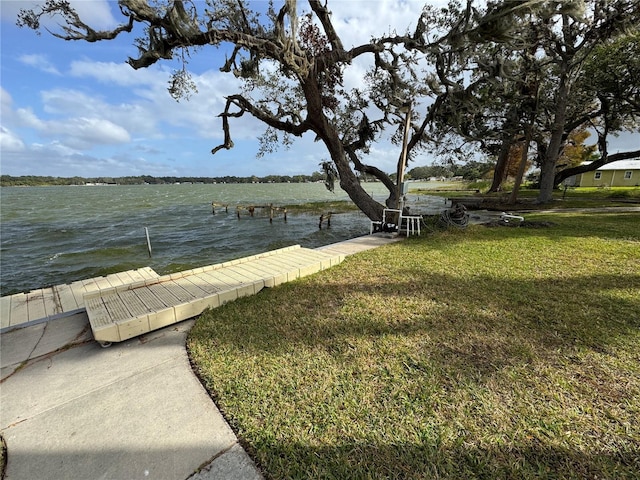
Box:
[330,138,384,221]
[508,124,532,204]
[537,71,570,203]
[489,136,514,192]
[304,77,385,221]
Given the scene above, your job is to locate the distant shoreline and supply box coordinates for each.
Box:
[0,174,360,187]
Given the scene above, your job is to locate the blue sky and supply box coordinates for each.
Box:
[1,1,637,179]
[2,0,443,179]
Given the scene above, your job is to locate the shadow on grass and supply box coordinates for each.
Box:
[188,213,639,480]
[257,440,640,480]
[193,269,640,361]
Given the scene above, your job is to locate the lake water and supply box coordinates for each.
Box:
[0,182,448,296]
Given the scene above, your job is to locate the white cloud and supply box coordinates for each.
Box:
[68,0,119,30]
[1,141,179,177]
[15,107,45,129]
[18,54,61,75]
[37,88,158,137]
[2,0,118,30]
[69,60,160,87]
[0,126,26,152]
[56,117,131,148]
[67,60,249,140]
[318,0,449,48]
[1,88,16,121]
[14,97,130,149]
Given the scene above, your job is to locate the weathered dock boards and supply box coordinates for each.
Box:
[84,245,344,344]
[0,267,159,332]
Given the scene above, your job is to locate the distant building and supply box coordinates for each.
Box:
[568,159,640,187]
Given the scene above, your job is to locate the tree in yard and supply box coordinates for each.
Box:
[414,0,546,195]
[524,1,640,202]
[553,32,640,185]
[421,1,640,202]
[17,0,481,220]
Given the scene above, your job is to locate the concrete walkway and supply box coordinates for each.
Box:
[0,234,403,480]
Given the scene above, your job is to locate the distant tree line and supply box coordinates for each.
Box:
[0,172,332,187]
[2,163,495,187]
[407,161,494,181]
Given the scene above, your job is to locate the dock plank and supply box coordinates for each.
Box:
[130,267,159,283]
[9,294,28,327]
[253,256,300,283]
[229,264,273,289]
[117,290,152,317]
[160,281,197,304]
[81,247,345,343]
[26,290,47,322]
[106,271,134,287]
[102,293,134,323]
[172,277,211,298]
[135,285,171,312]
[216,269,262,296]
[84,296,120,342]
[181,276,223,295]
[42,288,62,317]
[54,284,79,312]
[199,270,238,291]
[1,296,12,329]
[68,281,89,309]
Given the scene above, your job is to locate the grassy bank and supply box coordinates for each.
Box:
[413,185,640,209]
[188,212,640,479]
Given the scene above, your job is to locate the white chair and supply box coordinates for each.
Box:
[370,209,421,236]
[401,214,421,237]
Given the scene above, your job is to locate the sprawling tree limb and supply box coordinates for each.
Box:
[212,94,310,154]
[17,0,135,41]
[555,149,640,185]
[308,0,343,52]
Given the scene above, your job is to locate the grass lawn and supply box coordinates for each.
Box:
[187,212,640,479]
[413,185,640,210]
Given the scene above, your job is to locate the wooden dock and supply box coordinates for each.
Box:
[1,235,403,344]
[85,245,343,344]
[0,267,159,332]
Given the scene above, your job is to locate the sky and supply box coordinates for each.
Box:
[1,1,637,179]
[1,0,449,179]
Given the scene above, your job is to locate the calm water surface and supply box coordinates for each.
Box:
[0,182,447,295]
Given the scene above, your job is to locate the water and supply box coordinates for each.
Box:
[0,182,448,296]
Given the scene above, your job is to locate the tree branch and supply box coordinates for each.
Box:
[211,94,310,155]
[308,0,344,53]
[555,149,640,185]
[17,0,134,41]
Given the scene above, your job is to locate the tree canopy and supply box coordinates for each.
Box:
[17,0,640,215]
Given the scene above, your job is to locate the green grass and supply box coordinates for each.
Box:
[414,185,640,209]
[187,212,640,479]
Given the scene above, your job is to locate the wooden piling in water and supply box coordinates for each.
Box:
[319,212,332,229]
[234,204,287,222]
[211,202,229,214]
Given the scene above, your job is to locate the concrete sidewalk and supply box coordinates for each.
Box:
[0,234,404,480]
[1,313,262,480]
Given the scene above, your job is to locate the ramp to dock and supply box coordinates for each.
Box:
[1,267,160,332]
[84,245,344,344]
